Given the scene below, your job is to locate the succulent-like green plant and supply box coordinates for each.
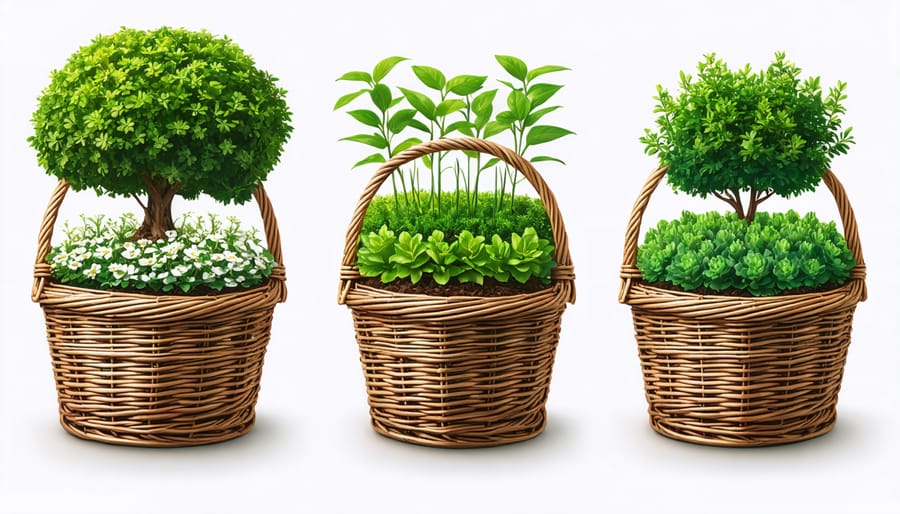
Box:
[30,27,293,240]
[641,52,853,222]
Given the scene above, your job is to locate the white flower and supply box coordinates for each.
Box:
[171,265,190,277]
[96,246,113,260]
[109,263,128,279]
[224,278,238,288]
[235,275,245,283]
[137,239,150,248]
[138,256,157,267]
[67,260,82,270]
[156,271,169,280]
[140,273,154,282]
[223,251,239,263]
[202,271,214,281]
[83,263,102,279]
[207,233,223,243]
[122,241,135,250]
[183,246,202,260]
[211,253,225,262]
[122,248,140,259]
[212,266,226,276]
[53,251,69,263]
[165,230,177,240]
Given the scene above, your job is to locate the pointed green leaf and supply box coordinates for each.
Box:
[422,154,433,169]
[390,97,404,108]
[339,133,388,149]
[507,90,531,120]
[337,71,373,84]
[333,89,368,111]
[369,84,392,112]
[398,87,436,120]
[524,105,561,127]
[407,118,431,133]
[526,125,574,146]
[479,157,501,171]
[472,89,497,117]
[393,137,423,154]
[346,109,381,128]
[445,120,476,137]
[530,155,566,165]
[498,79,519,91]
[483,121,509,139]
[446,74,487,95]
[495,110,516,124]
[352,152,387,168]
[435,99,466,117]
[526,65,570,82]
[527,83,563,108]
[388,109,417,133]
[372,56,408,83]
[495,55,528,81]
[412,65,446,90]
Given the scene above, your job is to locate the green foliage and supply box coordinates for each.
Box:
[637,210,855,296]
[640,52,853,220]
[47,213,275,293]
[357,226,555,286]
[29,27,293,205]
[361,190,552,242]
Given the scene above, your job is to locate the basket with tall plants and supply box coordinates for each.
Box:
[335,56,575,447]
[29,27,292,447]
[619,52,866,446]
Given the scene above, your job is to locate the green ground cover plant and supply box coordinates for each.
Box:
[638,52,855,296]
[30,27,292,293]
[336,55,572,287]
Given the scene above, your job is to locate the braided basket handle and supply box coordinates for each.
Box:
[32,179,287,303]
[338,137,575,304]
[618,166,867,303]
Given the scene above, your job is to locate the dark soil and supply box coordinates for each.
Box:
[357,276,550,297]
[64,282,267,297]
[641,280,845,297]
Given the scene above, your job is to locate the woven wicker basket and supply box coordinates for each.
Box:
[31,180,287,447]
[338,137,575,448]
[619,166,867,447]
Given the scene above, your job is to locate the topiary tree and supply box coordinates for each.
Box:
[29,27,293,240]
[640,52,853,222]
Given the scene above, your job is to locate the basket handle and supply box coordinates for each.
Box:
[32,179,287,303]
[338,137,575,304]
[618,167,867,303]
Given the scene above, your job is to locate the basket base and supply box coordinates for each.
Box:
[369,409,548,449]
[647,411,837,447]
[58,412,257,448]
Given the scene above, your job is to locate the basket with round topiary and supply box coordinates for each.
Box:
[335,56,575,448]
[29,27,292,447]
[619,52,866,446]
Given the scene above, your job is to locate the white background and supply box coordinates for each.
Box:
[2,1,898,513]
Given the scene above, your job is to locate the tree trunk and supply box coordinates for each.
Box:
[134,178,180,241]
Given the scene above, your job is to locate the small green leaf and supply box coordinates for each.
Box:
[507,90,531,120]
[337,71,373,84]
[333,89,367,111]
[339,133,388,149]
[346,109,381,128]
[524,105,561,127]
[479,157,501,171]
[446,74,487,95]
[398,87,436,120]
[496,55,528,81]
[471,89,497,117]
[412,65,446,91]
[445,120,475,137]
[526,125,575,146]
[435,99,466,117]
[483,121,509,138]
[393,137,422,153]
[530,155,566,165]
[370,84,393,112]
[352,153,386,168]
[372,56,408,83]
[527,83,563,108]
[526,65,570,82]
[388,109,417,133]
[407,118,431,133]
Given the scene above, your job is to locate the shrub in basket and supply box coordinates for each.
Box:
[334,56,576,447]
[619,52,867,446]
[29,27,292,446]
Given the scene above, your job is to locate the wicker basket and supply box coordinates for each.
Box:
[619,166,867,447]
[338,137,575,448]
[31,180,287,447]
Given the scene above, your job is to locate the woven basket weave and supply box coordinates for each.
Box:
[31,180,287,447]
[338,137,575,448]
[619,166,867,447]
